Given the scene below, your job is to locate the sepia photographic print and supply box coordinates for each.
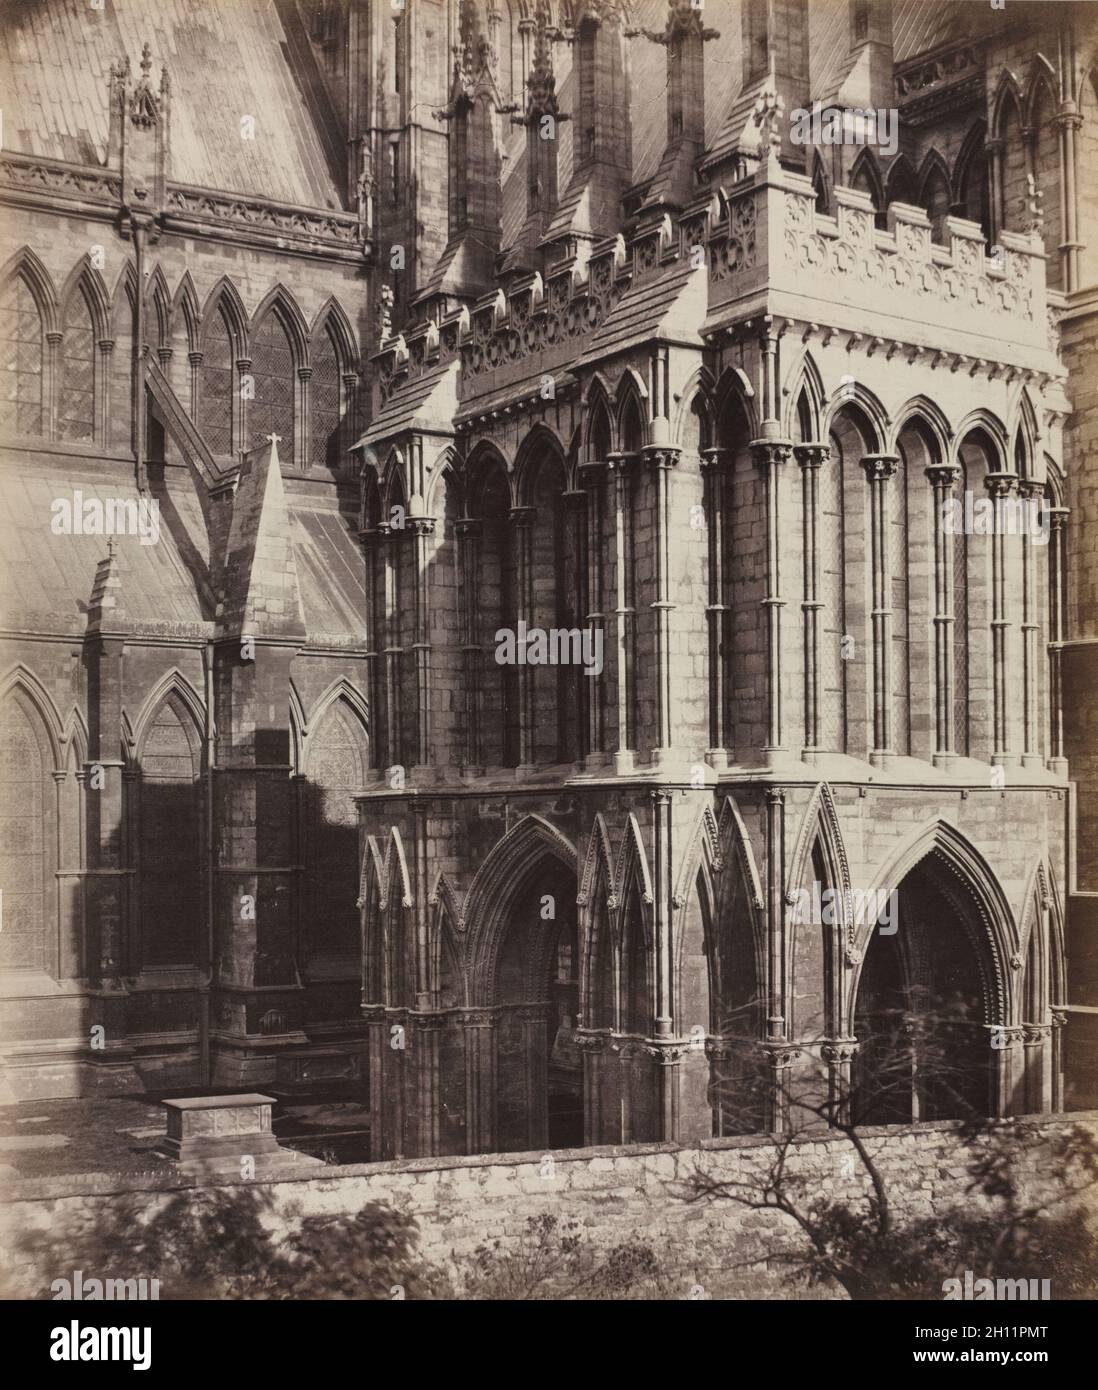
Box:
[0,0,1097,1351]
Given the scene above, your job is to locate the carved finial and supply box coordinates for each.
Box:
[128,41,161,128]
[753,87,785,154]
[1023,173,1044,234]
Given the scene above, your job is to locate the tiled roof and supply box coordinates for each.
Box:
[0,459,212,636]
[574,257,708,368]
[0,0,342,209]
[359,360,460,444]
[290,499,368,645]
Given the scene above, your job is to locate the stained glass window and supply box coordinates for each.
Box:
[0,277,44,438]
[250,312,295,460]
[59,290,95,443]
[199,306,234,456]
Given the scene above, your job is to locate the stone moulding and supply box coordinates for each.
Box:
[0,151,364,256]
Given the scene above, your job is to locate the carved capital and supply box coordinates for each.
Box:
[861,454,899,483]
[985,471,1019,500]
[794,442,830,470]
[508,505,537,529]
[925,463,961,490]
[749,439,794,472]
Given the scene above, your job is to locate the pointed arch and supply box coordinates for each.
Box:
[824,382,889,452]
[991,68,1023,141]
[953,119,988,205]
[884,151,918,209]
[673,364,716,449]
[1011,388,1041,479]
[131,670,206,760]
[616,372,648,453]
[62,705,89,765]
[306,677,370,746]
[250,283,309,367]
[714,364,759,443]
[145,264,171,352]
[0,246,59,335]
[849,146,885,217]
[584,375,615,459]
[429,870,468,1007]
[953,409,1010,471]
[464,813,578,995]
[783,350,826,442]
[811,147,831,215]
[172,270,201,355]
[786,782,852,911]
[59,255,111,342]
[309,295,358,366]
[0,664,64,767]
[888,395,952,461]
[57,263,101,445]
[1022,53,1058,131]
[200,276,248,356]
[851,817,1017,1028]
[514,422,568,505]
[613,814,654,928]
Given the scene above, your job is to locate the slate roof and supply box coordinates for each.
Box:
[0,458,211,636]
[574,257,708,368]
[358,360,460,445]
[0,0,342,208]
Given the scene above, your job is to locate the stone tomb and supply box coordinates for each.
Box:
[158,1094,323,1175]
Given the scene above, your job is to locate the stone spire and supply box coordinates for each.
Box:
[216,435,306,640]
[418,0,508,305]
[503,0,569,273]
[544,0,632,251]
[633,1,719,212]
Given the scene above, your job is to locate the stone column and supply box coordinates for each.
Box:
[236,356,251,449]
[1047,506,1069,774]
[751,440,794,764]
[986,472,1018,767]
[992,1024,1026,1118]
[796,443,829,760]
[644,444,680,765]
[765,786,787,1122]
[455,517,483,773]
[187,349,202,418]
[1018,480,1044,767]
[985,137,1005,246]
[579,460,608,767]
[509,505,537,770]
[519,1003,552,1149]
[822,1038,858,1125]
[760,1042,799,1133]
[380,524,402,771]
[576,1028,611,1146]
[1022,1022,1052,1115]
[96,339,114,449]
[409,517,435,770]
[862,455,899,766]
[462,1008,498,1154]
[297,365,311,470]
[562,488,589,765]
[701,446,730,767]
[1053,107,1083,292]
[927,463,961,766]
[411,1010,445,1157]
[1051,1008,1067,1111]
[607,452,635,773]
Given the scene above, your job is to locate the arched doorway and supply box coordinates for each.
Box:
[853,855,994,1124]
[492,852,581,1151]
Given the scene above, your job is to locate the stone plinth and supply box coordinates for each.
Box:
[158,1094,323,1174]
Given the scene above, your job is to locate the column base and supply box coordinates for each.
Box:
[932,750,959,769]
[869,749,894,769]
[1046,757,1068,776]
[705,749,729,771]
[582,751,611,772]
[613,750,636,775]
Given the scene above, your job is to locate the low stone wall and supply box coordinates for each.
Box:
[3,1114,1095,1300]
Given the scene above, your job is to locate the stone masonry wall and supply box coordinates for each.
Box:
[4,1114,1095,1300]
